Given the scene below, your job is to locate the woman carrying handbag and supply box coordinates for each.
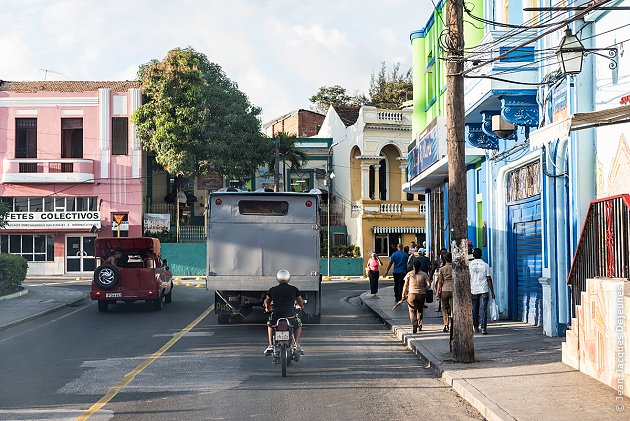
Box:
[366,252,383,296]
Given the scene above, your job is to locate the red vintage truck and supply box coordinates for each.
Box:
[90,237,173,312]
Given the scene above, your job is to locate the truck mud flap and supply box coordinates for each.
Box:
[214,291,244,318]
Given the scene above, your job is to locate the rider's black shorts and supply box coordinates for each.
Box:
[268,313,302,328]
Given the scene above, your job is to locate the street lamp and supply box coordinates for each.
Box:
[556,28,618,76]
[556,29,585,75]
[326,142,338,278]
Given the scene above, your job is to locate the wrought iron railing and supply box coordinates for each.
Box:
[178,226,206,242]
[567,194,630,307]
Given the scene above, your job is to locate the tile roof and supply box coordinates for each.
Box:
[333,105,360,127]
[0,81,140,93]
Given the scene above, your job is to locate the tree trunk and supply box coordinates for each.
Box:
[446,0,475,363]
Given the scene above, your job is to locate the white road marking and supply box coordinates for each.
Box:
[0,408,113,421]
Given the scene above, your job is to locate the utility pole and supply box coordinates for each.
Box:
[274,136,280,192]
[445,0,475,363]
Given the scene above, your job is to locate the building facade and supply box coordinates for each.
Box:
[263,109,325,138]
[407,0,630,339]
[316,105,426,267]
[0,81,143,275]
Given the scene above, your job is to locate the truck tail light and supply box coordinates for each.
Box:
[215,199,223,206]
[305,200,312,207]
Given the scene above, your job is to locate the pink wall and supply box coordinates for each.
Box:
[0,88,144,239]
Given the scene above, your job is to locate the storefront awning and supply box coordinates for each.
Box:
[530,105,630,149]
[373,226,426,234]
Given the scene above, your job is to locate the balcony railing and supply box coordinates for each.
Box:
[2,159,94,184]
[356,200,426,215]
[567,195,630,308]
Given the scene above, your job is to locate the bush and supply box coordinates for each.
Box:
[144,230,177,243]
[0,253,28,294]
[331,244,361,258]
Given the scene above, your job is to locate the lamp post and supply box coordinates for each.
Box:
[326,142,338,278]
[556,28,618,76]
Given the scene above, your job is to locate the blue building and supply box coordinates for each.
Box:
[406,0,630,336]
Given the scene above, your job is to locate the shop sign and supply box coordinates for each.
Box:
[620,94,630,105]
[197,170,224,191]
[3,211,101,230]
[417,117,447,173]
[552,83,568,122]
[144,213,171,233]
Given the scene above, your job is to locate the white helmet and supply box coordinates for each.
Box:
[276,269,291,284]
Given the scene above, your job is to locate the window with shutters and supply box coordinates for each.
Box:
[15,118,37,158]
[112,117,129,155]
[61,118,83,158]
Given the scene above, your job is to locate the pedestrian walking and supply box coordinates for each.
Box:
[437,252,454,332]
[430,247,448,315]
[469,248,496,334]
[402,259,431,333]
[366,252,382,295]
[385,244,408,302]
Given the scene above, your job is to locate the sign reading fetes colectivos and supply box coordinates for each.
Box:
[3,212,101,230]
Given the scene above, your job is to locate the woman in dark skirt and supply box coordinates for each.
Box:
[366,252,383,295]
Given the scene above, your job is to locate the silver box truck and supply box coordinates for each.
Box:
[206,191,322,323]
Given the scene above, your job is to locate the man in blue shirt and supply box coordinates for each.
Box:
[385,243,409,302]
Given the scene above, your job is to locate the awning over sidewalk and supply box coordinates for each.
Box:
[373,226,426,234]
[530,104,630,149]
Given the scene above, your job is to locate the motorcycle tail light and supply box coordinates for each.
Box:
[277,321,290,331]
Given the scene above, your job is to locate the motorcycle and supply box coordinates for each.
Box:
[269,317,301,377]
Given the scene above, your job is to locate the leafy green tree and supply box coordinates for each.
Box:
[0,201,8,228]
[309,85,367,114]
[369,62,413,109]
[132,47,271,194]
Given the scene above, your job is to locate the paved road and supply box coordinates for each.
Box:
[0,281,481,421]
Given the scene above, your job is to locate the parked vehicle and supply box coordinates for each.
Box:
[206,191,322,323]
[90,237,173,312]
[268,317,301,377]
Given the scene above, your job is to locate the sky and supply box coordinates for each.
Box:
[0,0,433,123]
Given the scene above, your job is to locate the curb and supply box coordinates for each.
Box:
[360,294,515,421]
[0,293,89,332]
[0,288,29,301]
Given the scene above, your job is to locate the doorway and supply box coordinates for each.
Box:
[66,235,96,273]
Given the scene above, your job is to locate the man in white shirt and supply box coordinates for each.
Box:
[469,248,495,334]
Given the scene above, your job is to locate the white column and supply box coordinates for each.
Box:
[129,88,142,179]
[373,164,380,201]
[98,88,111,179]
[360,163,371,199]
[400,163,408,199]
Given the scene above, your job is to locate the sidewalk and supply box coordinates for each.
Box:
[361,286,625,421]
[0,286,87,331]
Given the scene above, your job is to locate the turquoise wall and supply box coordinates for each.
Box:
[160,243,363,276]
[160,243,206,276]
[321,257,363,276]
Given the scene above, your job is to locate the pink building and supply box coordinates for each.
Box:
[0,81,144,275]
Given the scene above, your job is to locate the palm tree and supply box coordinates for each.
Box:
[268,132,308,191]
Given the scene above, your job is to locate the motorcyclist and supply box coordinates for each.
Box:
[264,269,304,355]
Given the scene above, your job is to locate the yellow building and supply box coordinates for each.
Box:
[315,105,426,270]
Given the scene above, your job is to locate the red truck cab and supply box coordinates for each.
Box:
[90,237,173,312]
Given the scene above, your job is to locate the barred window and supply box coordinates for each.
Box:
[507,161,541,203]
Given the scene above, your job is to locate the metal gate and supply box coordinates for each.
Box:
[508,196,543,326]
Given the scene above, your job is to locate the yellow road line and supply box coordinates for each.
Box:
[76,303,215,421]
